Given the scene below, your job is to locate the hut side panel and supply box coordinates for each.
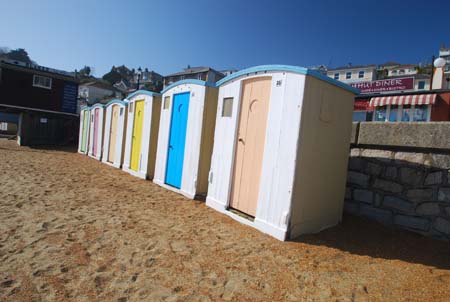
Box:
[288,77,354,239]
[146,96,161,179]
[196,87,218,195]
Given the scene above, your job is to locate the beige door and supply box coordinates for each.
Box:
[108,105,119,162]
[230,77,272,216]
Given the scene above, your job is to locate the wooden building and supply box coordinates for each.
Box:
[0,60,79,146]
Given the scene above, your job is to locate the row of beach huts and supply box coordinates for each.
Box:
[78,65,359,241]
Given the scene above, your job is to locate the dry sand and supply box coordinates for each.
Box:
[0,139,449,302]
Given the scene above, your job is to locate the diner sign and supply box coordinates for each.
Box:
[351,77,414,94]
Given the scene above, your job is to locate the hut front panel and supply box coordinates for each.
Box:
[93,108,99,156]
[122,95,156,178]
[78,109,90,153]
[288,76,354,239]
[88,106,104,160]
[230,77,272,217]
[165,92,190,188]
[108,105,119,162]
[102,103,127,167]
[130,100,145,171]
[154,84,208,198]
[207,72,306,240]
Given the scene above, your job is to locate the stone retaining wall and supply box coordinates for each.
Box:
[346,122,450,241]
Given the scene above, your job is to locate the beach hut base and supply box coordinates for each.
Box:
[88,152,102,161]
[122,165,148,180]
[153,180,197,199]
[206,198,289,240]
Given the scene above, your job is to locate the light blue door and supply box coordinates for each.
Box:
[165,92,190,188]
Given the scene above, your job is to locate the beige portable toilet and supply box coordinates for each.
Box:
[78,106,90,155]
[122,90,162,179]
[153,79,218,199]
[88,103,105,160]
[206,65,359,241]
[102,99,128,168]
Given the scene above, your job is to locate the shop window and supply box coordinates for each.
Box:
[222,97,233,117]
[163,96,171,110]
[334,73,339,80]
[401,105,413,121]
[373,106,387,121]
[413,105,429,122]
[352,111,367,122]
[418,81,425,90]
[389,105,399,121]
[358,71,364,78]
[346,72,351,79]
[33,75,52,89]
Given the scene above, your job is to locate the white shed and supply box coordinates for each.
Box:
[102,99,128,168]
[122,90,162,179]
[88,103,105,160]
[153,80,218,199]
[205,65,359,241]
[78,106,90,154]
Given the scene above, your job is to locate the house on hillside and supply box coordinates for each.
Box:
[0,59,79,146]
[78,80,122,110]
[163,66,225,87]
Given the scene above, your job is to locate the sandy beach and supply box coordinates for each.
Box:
[0,139,449,302]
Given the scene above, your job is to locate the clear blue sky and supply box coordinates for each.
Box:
[1,0,449,76]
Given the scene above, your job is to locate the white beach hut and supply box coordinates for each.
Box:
[122,90,162,179]
[153,80,218,199]
[205,65,359,241]
[102,99,128,168]
[88,103,105,160]
[78,106,90,154]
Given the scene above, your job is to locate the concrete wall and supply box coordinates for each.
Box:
[346,122,450,241]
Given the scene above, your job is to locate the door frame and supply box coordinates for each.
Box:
[226,76,273,215]
[164,91,190,188]
[130,100,145,171]
[108,104,119,163]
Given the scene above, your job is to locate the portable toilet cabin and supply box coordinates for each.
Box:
[153,80,218,199]
[78,106,91,154]
[102,99,128,168]
[205,65,359,241]
[122,90,162,179]
[88,103,105,160]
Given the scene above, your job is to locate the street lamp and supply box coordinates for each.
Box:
[136,67,142,90]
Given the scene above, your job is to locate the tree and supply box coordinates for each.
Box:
[78,66,92,78]
[6,48,32,63]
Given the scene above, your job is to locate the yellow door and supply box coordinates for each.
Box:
[108,105,119,162]
[130,100,145,171]
[230,77,272,216]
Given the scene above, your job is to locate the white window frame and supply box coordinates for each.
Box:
[33,75,52,89]
[334,73,339,80]
[372,104,431,122]
[346,72,352,79]
[358,70,365,78]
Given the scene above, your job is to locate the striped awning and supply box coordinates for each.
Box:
[369,94,437,107]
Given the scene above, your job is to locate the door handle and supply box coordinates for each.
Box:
[169,145,174,149]
[238,138,245,144]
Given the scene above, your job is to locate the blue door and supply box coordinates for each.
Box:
[165,92,190,188]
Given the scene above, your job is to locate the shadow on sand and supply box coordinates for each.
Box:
[295,214,450,270]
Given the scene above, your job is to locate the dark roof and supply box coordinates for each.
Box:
[165,66,224,77]
[328,64,376,71]
[0,60,78,83]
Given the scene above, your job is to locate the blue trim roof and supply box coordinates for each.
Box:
[161,79,217,94]
[91,103,105,109]
[216,65,360,94]
[127,90,161,99]
[104,99,127,107]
